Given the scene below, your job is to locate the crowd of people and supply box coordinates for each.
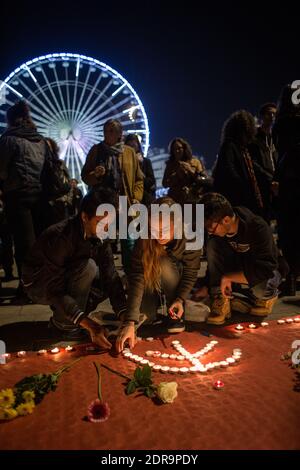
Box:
[0,81,299,353]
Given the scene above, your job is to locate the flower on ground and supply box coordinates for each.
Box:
[87,398,110,423]
[22,390,35,403]
[157,382,178,404]
[0,389,15,408]
[0,407,18,420]
[16,401,35,416]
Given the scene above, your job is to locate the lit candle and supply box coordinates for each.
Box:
[148,362,155,367]
[153,365,162,372]
[37,349,47,355]
[135,357,143,363]
[50,347,60,355]
[294,317,300,323]
[209,340,219,345]
[122,348,131,355]
[171,340,180,345]
[277,319,285,324]
[161,366,170,373]
[233,348,242,355]
[169,354,178,360]
[285,318,294,324]
[213,380,224,390]
[248,323,257,329]
[189,366,200,373]
[191,358,200,366]
[261,322,269,327]
[220,361,229,368]
[176,355,185,361]
[161,353,169,359]
[179,367,189,374]
[65,345,74,352]
[226,357,236,365]
[152,351,161,358]
[17,351,26,358]
[206,363,214,371]
[145,350,154,357]
[170,367,179,374]
[140,359,149,366]
[123,352,132,359]
[235,324,244,331]
[212,362,221,369]
[146,337,154,342]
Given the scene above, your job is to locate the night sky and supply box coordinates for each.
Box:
[1,1,299,167]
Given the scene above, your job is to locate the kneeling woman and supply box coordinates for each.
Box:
[116,197,201,352]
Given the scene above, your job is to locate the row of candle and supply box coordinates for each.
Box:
[235,317,300,330]
[122,339,242,375]
[0,345,78,362]
[277,317,300,324]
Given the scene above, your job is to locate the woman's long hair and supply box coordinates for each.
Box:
[168,137,193,162]
[141,197,176,292]
[220,110,256,148]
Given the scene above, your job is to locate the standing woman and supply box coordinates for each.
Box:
[0,101,47,303]
[162,138,206,204]
[116,197,201,352]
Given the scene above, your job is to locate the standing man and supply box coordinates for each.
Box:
[81,119,144,274]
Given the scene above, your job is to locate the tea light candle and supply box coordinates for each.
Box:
[152,351,161,358]
[248,323,257,329]
[220,361,229,368]
[148,362,155,367]
[209,340,219,345]
[37,349,47,355]
[171,340,180,345]
[135,357,143,363]
[206,363,214,370]
[233,348,242,355]
[212,362,221,369]
[285,318,294,324]
[189,366,200,373]
[277,319,285,324]
[161,366,170,373]
[161,353,169,359]
[169,354,178,360]
[145,350,154,357]
[179,367,189,374]
[294,317,300,323]
[176,355,185,361]
[146,337,154,342]
[123,352,132,359]
[226,357,236,365]
[170,367,179,374]
[191,358,200,366]
[153,365,162,372]
[50,347,60,354]
[235,324,244,331]
[213,380,224,390]
[17,351,26,357]
[261,322,269,327]
[140,359,149,365]
[65,345,74,352]
[130,354,138,362]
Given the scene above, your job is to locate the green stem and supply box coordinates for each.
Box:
[55,357,82,376]
[99,362,131,381]
[93,362,102,401]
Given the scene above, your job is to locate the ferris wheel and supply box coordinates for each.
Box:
[0,53,150,189]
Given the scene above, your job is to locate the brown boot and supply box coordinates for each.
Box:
[231,296,252,314]
[207,295,231,325]
[250,296,278,316]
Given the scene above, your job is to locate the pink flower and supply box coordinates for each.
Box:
[87,398,110,423]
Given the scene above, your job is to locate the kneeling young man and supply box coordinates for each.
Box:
[22,188,127,348]
[201,193,280,325]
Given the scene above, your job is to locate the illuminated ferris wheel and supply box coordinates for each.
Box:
[0,53,150,187]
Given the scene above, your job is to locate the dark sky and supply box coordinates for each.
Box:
[1,1,299,167]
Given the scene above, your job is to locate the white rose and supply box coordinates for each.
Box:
[156,382,178,404]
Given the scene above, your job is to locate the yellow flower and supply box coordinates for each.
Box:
[22,390,35,403]
[16,401,35,416]
[157,382,178,404]
[0,389,15,408]
[0,407,18,420]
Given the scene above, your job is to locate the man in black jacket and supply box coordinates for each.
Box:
[200,193,280,325]
[22,189,127,348]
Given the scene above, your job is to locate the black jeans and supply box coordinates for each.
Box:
[140,256,183,321]
[206,237,281,300]
[4,191,43,279]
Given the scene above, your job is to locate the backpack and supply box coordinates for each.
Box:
[41,140,71,201]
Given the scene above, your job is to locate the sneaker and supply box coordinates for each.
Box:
[250,296,278,316]
[207,295,231,325]
[231,296,252,314]
[167,319,185,334]
[48,317,89,340]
